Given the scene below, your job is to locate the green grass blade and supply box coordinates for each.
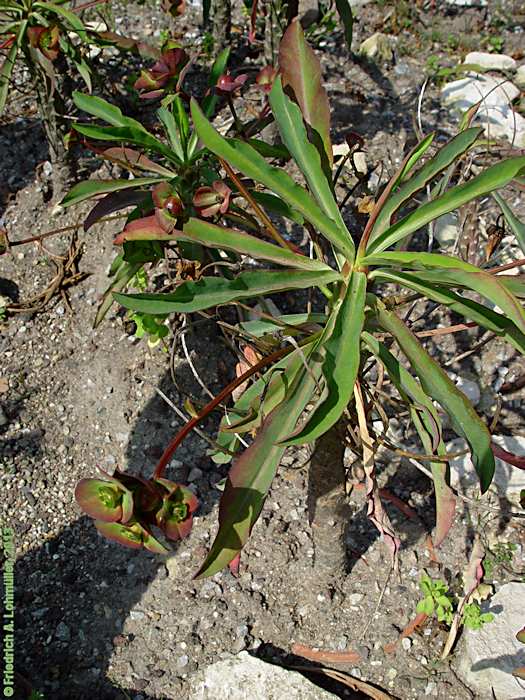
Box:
[114,269,341,314]
[367,157,525,254]
[374,302,494,492]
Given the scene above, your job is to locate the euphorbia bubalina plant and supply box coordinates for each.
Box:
[69,22,525,579]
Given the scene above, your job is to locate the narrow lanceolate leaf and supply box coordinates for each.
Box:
[364,251,525,334]
[269,77,351,254]
[370,269,525,356]
[284,271,366,444]
[73,123,175,162]
[73,91,146,130]
[194,355,321,578]
[367,157,525,254]
[362,332,456,546]
[100,147,176,177]
[212,345,315,464]
[114,215,173,244]
[115,269,341,315]
[84,190,150,231]
[190,100,354,259]
[180,218,335,272]
[493,192,525,256]
[279,20,333,168]
[374,302,495,492]
[369,127,482,244]
[334,0,353,51]
[499,275,525,300]
[61,177,161,208]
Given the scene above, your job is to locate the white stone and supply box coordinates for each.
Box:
[359,33,393,63]
[456,582,525,699]
[454,376,481,406]
[515,65,525,90]
[446,0,486,5]
[441,74,525,147]
[447,436,525,504]
[190,652,338,699]
[434,212,459,248]
[464,52,517,73]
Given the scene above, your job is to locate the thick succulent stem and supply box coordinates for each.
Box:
[307,420,349,577]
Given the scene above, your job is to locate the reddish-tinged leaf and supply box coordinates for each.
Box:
[75,478,124,522]
[491,442,525,470]
[114,215,177,244]
[100,147,176,177]
[384,612,428,654]
[279,20,333,167]
[517,627,525,644]
[194,355,321,579]
[95,520,143,549]
[84,190,150,231]
[229,553,241,577]
[513,668,525,680]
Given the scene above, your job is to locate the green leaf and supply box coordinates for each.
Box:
[73,91,144,129]
[493,192,525,256]
[367,156,525,254]
[334,0,353,51]
[157,104,185,162]
[190,100,354,259]
[269,77,351,253]
[362,332,456,546]
[279,19,333,168]
[194,351,321,578]
[115,269,341,314]
[365,251,525,334]
[417,598,434,616]
[374,301,495,492]
[180,218,336,272]
[370,268,525,356]
[73,123,175,162]
[369,128,482,244]
[35,1,86,35]
[239,312,326,337]
[284,271,366,444]
[61,177,162,208]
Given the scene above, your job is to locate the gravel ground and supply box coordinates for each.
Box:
[1,2,525,699]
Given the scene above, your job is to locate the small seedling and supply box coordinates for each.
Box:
[417,575,454,626]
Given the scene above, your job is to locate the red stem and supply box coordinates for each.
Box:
[153,342,296,479]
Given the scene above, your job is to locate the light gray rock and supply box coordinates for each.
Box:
[441,74,524,146]
[447,436,525,504]
[464,52,516,73]
[446,0,486,5]
[454,375,481,406]
[434,212,459,248]
[190,651,338,699]
[515,65,525,90]
[359,33,394,63]
[456,582,525,699]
